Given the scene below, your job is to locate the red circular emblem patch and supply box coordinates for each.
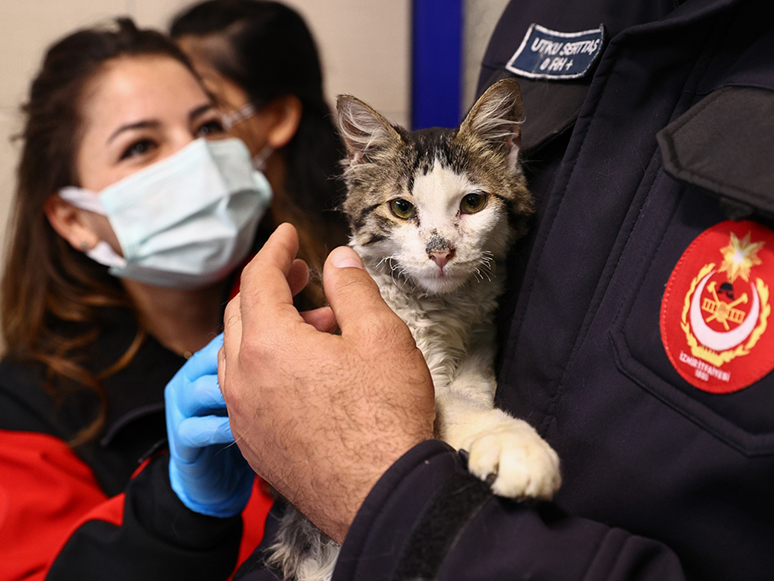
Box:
[661,220,774,394]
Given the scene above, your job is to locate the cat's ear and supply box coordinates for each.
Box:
[458,78,523,170]
[337,95,402,165]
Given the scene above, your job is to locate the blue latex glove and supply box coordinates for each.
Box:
[165,334,254,517]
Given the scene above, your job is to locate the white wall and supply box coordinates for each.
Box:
[463,0,510,113]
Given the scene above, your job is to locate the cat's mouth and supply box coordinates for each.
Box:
[428,261,453,278]
[419,264,468,293]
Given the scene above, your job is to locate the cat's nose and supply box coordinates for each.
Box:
[429,250,454,269]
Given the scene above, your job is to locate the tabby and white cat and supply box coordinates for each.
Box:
[267,78,561,581]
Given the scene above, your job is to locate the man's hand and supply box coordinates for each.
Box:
[220,223,435,543]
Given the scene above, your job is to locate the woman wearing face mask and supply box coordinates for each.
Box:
[170,0,350,310]
[0,19,276,581]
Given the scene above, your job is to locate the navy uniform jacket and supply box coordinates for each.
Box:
[236,0,774,579]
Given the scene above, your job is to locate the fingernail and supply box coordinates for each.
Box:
[330,247,364,270]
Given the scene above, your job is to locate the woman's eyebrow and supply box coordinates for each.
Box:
[189,103,215,121]
[106,104,213,144]
[107,120,160,144]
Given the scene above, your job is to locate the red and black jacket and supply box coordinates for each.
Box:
[0,309,273,580]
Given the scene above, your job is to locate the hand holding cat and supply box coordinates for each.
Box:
[220,223,435,543]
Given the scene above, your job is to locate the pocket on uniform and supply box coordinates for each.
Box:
[609,86,774,457]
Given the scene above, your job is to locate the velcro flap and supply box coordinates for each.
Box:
[658,86,774,216]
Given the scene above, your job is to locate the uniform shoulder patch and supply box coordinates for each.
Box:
[661,220,774,394]
[505,23,605,80]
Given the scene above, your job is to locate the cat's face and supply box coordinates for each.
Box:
[346,151,517,294]
[337,79,533,295]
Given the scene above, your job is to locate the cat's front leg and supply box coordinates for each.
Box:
[440,399,561,500]
[435,370,561,500]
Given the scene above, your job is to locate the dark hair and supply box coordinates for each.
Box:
[1,18,196,444]
[170,0,350,297]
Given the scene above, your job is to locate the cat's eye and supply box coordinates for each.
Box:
[460,193,487,214]
[390,198,415,220]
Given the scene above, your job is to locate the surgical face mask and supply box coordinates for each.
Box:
[221,102,274,171]
[59,138,272,289]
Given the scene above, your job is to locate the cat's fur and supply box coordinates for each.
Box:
[267,79,561,581]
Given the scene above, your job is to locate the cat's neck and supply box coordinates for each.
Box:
[360,253,506,390]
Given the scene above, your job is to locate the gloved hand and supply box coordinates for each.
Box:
[165,334,254,517]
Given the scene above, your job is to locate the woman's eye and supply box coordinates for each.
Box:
[197,119,225,137]
[120,139,156,161]
[389,198,415,220]
[460,193,487,214]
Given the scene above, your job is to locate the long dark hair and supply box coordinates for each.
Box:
[170,0,350,299]
[1,18,196,444]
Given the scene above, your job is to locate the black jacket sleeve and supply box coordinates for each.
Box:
[332,440,685,581]
[46,454,243,581]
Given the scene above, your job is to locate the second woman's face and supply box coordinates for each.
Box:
[76,54,224,193]
[175,38,273,156]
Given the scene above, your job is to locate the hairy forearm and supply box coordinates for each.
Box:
[221,225,436,543]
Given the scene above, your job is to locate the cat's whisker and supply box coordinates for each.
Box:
[480,251,495,270]
[475,257,494,279]
[378,256,404,281]
[382,257,409,284]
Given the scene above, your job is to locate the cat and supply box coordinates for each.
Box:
[266,78,562,581]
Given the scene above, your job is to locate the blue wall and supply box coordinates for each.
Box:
[411,0,464,130]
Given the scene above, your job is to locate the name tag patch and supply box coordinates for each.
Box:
[506,23,605,80]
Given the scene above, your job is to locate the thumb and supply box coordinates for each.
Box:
[322,246,399,336]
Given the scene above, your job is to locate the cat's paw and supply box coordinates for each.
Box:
[463,419,561,500]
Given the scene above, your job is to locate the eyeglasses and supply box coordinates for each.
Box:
[221,102,257,130]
